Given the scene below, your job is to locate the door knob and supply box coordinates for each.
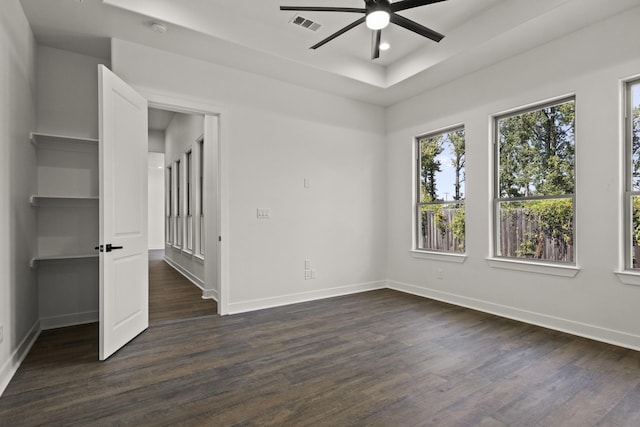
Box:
[95,244,124,252]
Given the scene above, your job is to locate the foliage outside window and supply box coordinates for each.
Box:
[626,80,640,269]
[416,127,465,253]
[495,98,575,263]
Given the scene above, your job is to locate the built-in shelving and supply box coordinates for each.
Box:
[30,253,98,269]
[30,195,99,206]
[30,132,99,268]
[30,131,98,146]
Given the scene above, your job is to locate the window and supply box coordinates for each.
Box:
[185,150,193,252]
[166,165,173,244]
[416,126,465,253]
[198,137,205,256]
[625,80,640,269]
[494,97,575,263]
[186,150,192,217]
[175,159,182,247]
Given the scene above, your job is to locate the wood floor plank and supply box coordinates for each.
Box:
[2,261,640,426]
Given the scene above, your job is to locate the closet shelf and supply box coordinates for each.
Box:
[30,195,99,206]
[30,253,99,269]
[30,132,98,146]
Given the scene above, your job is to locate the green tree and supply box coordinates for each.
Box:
[632,105,640,190]
[498,100,575,261]
[419,136,444,202]
[498,101,574,198]
[448,130,465,201]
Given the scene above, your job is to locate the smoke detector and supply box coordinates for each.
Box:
[151,22,167,34]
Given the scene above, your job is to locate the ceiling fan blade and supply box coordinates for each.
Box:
[310,17,366,50]
[371,30,381,60]
[390,13,444,42]
[390,0,447,13]
[280,6,365,13]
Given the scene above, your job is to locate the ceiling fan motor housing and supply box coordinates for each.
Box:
[366,0,391,13]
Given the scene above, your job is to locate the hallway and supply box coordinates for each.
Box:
[148,250,217,325]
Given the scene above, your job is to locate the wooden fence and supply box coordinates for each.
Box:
[420,207,573,262]
[498,209,573,262]
[419,208,464,253]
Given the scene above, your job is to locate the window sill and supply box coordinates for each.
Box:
[410,250,466,263]
[614,271,640,286]
[486,257,579,277]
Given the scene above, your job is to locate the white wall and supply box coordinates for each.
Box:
[148,129,165,153]
[386,7,640,350]
[163,112,205,285]
[37,46,104,139]
[0,0,39,395]
[112,39,388,313]
[35,46,109,327]
[148,152,165,250]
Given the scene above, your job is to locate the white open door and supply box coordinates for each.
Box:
[98,65,148,360]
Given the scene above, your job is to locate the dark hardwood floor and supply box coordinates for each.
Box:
[1,261,640,426]
[148,249,217,325]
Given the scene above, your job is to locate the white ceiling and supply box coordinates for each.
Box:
[148,108,175,132]
[19,0,640,106]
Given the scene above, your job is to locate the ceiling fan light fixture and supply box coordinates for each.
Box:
[366,10,390,30]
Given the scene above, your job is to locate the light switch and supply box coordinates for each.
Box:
[304,178,310,188]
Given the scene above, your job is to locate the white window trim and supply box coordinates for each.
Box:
[413,124,466,255]
[614,271,640,286]
[492,96,577,266]
[623,77,640,274]
[487,257,579,278]
[410,250,466,263]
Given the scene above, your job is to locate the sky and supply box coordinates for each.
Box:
[434,135,464,201]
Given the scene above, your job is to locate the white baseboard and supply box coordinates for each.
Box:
[202,288,218,302]
[387,280,640,352]
[228,280,387,315]
[40,311,98,330]
[0,320,41,397]
[163,256,205,289]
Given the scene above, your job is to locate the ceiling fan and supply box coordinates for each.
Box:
[280,0,447,60]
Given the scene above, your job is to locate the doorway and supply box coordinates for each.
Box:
[147,105,222,321]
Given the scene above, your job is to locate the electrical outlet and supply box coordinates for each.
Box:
[304,269,312,280]
[257,208,271,219]
[437,269,444,279]
[0,324,4,344]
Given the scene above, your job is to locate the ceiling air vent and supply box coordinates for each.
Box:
[290,15,322,32]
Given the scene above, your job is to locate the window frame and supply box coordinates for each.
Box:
[491,96,577,267]
[165,165,173,245]
[174,159,182,249]
[413,124,466,257]
[184,148,194,254]
[624,79,640,271]
[197,136,205,258]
